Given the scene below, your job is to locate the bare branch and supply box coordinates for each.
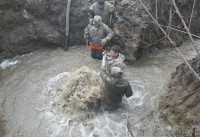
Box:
[171,0,200,56]
[189,0,196,30]
[138,0,200,81]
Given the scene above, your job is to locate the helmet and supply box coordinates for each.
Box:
[97,0,105,5]
[93,15,102,24]
[111,67,123,78]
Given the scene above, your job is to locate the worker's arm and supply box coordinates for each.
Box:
[100,69,111,83]
[101,24,113,45]
[108,3,123,24]
[104,24,113,39]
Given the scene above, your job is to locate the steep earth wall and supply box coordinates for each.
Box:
[1,0,200,62]
[116,0,200,62]
[159,57,200,128]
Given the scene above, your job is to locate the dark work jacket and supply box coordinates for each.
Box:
[100,70,133,106]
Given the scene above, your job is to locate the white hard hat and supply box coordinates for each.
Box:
[111,67,123,78]
[93,15,102,24]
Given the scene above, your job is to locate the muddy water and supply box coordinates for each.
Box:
[0,41,199,137]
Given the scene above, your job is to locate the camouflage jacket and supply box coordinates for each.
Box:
[105,53,125,75]
[84,23,113,46]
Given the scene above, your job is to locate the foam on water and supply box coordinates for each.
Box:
[21,52,33,57]
[127,80,146,108]
[38,67,145,137]
[2,42,200,137]
[42,72,69,100]
[0,59,19,69]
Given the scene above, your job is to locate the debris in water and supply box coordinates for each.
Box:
[50,66,105,122]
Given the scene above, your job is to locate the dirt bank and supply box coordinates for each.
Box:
[104,0,200,62]
[1,0,200,62]
[159,57,200,128]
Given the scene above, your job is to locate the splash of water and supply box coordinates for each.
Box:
[0,59,19,69]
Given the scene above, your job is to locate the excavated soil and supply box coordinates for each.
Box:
[159,57,200,128]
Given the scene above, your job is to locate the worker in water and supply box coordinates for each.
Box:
[84,15,113,60]
[88,0,123,26]
[100,66,133,110]
[102,45,125,75]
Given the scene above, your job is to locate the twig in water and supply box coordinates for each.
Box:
[130,110,154,127]
[35,107,49,114]
[127,120,134,137]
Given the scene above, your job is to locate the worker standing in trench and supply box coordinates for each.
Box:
[100,66,133,110]
[102,45,125,75]
[100,45,132,110]
[85,0,124,57]
[88,0,123,27]
[84,1,132,110]
[84,15,113,60]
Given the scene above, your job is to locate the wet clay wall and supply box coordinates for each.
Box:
[1,0,200,62]
[159,57,200,128]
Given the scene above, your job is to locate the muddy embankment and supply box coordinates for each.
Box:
[1,0,200,62]
[159,57,200,129]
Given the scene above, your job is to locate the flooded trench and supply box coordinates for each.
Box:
[0,40,199,137]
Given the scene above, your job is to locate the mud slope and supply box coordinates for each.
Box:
[159,57,200,128]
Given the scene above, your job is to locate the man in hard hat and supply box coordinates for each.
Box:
[84,15,113,60]
[88,0,123,26]
[100,66,133,110]
[102,45,125,75]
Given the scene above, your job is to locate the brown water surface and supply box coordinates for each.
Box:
[0,41,199,137]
